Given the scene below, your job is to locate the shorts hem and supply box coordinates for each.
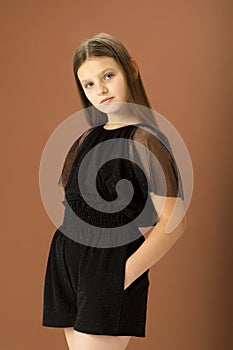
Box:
[42,322,145,337]
[73,326,146,338]
[42,321,75,328]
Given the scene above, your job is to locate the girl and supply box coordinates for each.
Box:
[42,32,187,350]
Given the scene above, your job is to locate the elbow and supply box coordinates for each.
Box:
[175,215,187,237]
[181,214,187,232]
[162,214,187,235]
[163,214,187,238]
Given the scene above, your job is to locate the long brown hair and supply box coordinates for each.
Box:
[59,34,162,187]
[73,32,159,129]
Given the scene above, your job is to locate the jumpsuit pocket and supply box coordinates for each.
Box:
[121,260,150,294]
[117,263,150,334]
[120,236,150,293]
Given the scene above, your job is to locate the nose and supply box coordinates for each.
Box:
[97,82,108,95]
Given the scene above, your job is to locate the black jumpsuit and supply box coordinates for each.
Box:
[42,123,184,337]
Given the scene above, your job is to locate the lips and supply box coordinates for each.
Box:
[100,97,114,103]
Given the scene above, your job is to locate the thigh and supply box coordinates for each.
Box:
[64,328,131,350]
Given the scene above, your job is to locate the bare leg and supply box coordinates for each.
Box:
[64,328,131,350]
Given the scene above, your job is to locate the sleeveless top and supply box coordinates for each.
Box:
[58,123,184,234]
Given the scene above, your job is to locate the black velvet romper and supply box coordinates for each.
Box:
[42,123,184,337]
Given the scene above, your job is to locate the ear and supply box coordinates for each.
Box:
[130,58,139,79]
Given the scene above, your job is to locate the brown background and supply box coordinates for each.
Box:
[1,0,232,349]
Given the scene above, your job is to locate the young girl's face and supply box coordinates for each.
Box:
[77,56,129,107]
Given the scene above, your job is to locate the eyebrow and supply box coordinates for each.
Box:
[80,67,115,83]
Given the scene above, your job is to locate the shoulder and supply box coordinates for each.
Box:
[133,124,166,146]
[133,124,174,159]
[77,125,98,145]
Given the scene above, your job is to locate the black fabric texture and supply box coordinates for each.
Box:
[42,122,183,336]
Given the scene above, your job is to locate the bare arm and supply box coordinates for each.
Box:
[124,194,187,289]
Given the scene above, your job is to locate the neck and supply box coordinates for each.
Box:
[106,105,141,126]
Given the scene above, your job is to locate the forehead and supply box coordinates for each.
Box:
[77,56,120,81]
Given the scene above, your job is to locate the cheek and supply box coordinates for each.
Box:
[120,77,128,94]
[119,82,129,99]
[113,78,128,95]
[84,89,95,102]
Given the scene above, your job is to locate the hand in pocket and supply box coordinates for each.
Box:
[123,258,150,291]
[123,259,132,291]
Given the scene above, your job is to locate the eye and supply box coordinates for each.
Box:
[105,73,114,80]
[84,82,94,89]
[83,73,114,89]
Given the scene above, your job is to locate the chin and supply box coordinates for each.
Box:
[95,101,127,114]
